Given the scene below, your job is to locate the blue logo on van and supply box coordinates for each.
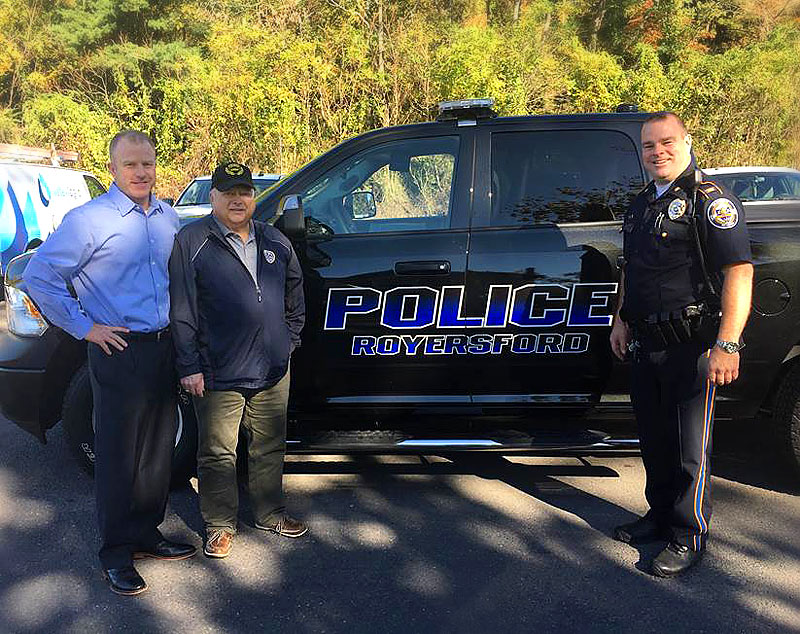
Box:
[38,174,51,207]
[1,182,29,269]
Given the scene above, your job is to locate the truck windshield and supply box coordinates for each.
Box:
[176,177,281,206]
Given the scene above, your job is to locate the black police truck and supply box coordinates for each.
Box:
[3,100,800,480]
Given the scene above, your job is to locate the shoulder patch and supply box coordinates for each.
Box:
[700,181,722,195]
[707,197,739,229]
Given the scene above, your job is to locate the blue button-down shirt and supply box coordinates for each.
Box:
[24,183,179,339]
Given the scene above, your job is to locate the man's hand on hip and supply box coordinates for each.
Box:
[85,324,129,355]
[181,373,205,397]
[708,346,739,386]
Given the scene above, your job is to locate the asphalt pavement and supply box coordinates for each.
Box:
[1,410,799,633]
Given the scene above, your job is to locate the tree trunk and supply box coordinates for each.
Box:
[589,0,608,51]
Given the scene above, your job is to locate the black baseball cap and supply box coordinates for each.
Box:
[211,161,254,191]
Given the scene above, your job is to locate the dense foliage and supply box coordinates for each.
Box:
[1,0,798,195]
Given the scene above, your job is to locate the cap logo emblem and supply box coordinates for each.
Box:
[667,198,686,220]
[707,198,738,229]
[225,163,245,176]
[264,250,276,264]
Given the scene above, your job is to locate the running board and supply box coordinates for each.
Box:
[285,430,639,454]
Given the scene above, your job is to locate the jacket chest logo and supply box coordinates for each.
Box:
[263,249,276,264]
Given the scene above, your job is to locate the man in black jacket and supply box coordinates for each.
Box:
[169,162,306,558]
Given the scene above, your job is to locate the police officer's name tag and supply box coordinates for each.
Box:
[263,249,276,264]
[707,198,738,229]
[668,198,686,220]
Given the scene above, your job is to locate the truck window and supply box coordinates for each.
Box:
[710,172,800,202]
[490,130,643,226]
[83,175,106,199]
[300,136,459,235]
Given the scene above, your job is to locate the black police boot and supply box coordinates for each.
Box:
[613,515,668,545]
[652,542,704,578]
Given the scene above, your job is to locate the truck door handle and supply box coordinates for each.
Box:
[394,260,451,276]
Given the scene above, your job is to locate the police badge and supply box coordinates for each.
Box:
[707,198,739,229]
[668,198,686,220]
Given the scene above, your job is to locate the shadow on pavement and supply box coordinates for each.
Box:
[1,421,799,633]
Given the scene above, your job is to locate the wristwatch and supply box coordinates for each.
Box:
[716,340,743,354]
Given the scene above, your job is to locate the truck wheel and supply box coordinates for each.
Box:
[773,361,800,474]
[61,364,197,485]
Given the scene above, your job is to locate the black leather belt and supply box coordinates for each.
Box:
[124,327,171,342]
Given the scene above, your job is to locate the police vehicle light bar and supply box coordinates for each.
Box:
[437,99,498,123]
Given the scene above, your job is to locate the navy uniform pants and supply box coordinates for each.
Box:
[87,335,177,569]
[630,340,715,551]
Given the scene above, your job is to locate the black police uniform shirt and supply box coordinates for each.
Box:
[622,163,752,321]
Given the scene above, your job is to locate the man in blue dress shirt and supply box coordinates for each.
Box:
[24,130,196,596]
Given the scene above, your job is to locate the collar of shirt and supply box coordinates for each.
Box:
[212,215,255,244]
[648,161,699,201]
[108,183,163,216]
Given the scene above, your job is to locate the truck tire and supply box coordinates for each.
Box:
[773,361,800,474]
[61,364,197,485]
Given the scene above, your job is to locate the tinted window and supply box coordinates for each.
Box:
[83,175,106,199]
[709,172,800,201]
[491,130,643,225]
[300,136,459,235]
[176,177,280,206]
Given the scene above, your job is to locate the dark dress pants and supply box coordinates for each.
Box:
[631,340,716,552]
[87,336,177,569]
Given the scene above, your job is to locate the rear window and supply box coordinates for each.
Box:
[83,175,106,199]
[176,177,281,206]
[491,130,643,225]
[709,172,800,202]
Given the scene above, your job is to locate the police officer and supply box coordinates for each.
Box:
[609,112,753,577]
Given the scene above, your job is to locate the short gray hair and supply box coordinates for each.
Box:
[109,130,156,160]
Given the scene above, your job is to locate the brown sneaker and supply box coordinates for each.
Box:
[256,514,308,538]
[204,529,234,558]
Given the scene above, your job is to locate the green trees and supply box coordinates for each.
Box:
[0,0,797,194]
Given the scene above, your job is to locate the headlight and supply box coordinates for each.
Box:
[4,253,49,337]
[5,286,48,337]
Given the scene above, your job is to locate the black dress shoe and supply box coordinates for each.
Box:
[104,566,147,596]
[133,539,197,561]
[652,542,704,578]
[613,516,668,545]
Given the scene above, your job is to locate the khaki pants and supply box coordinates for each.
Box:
[193,370,290,533]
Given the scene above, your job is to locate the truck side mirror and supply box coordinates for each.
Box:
[344,190,377,220]
[276,194,306,239]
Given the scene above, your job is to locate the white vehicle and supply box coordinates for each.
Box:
[705,167,800,221]
[171,173,283,219]
[0,162,105,272]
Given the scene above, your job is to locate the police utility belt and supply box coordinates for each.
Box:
[627,303,720,352]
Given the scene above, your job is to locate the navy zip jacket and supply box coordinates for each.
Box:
[169,214,304,391]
